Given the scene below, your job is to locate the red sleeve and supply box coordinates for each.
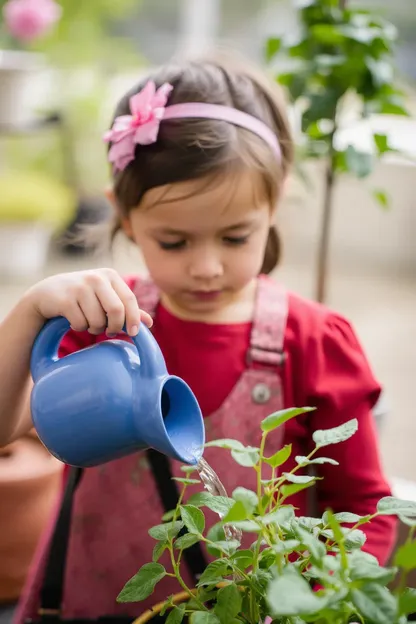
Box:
[304,312,397,565]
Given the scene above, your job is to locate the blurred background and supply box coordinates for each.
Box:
[0,0,415,613]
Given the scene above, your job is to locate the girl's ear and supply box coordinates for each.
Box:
[105,187,133,239]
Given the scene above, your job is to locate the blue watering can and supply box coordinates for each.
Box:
[30,317,205,468]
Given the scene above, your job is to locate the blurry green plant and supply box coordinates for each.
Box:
[266,0,410,302]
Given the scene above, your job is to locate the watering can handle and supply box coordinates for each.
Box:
[30,316,167,382]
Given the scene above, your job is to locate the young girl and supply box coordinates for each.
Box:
[0,53,396,624]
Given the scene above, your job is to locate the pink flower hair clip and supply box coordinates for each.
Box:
[104,79,282,171]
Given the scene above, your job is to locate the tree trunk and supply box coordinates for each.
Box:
[316,162,335,303]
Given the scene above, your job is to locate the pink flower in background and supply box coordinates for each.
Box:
[2,0,62,43]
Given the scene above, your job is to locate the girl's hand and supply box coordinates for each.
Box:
[24,269,152,337]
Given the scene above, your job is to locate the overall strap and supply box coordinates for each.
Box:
[247,275,288,367]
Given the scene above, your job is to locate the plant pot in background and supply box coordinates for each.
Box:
[0,171,76,277]
[0,50,44,127]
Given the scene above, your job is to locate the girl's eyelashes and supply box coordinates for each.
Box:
[223,235,249,245]
[157,235,249,251]
[158,240,186,251]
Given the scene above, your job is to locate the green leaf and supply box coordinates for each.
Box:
[149,521,184,541]
[312,418,358,448]
[166,604,186,624]
[282,472,316,484]
[190,612,220,624]
[231,549,254,571]
[261,407,315,433]
[351,584,398,624]
[273,539,301,554]
[373,133,390,154]
[399,588,416,616]
[232,520,261,532]
[262,506,296,526]
[197,559,231,586]
[174,533,201,550]
[345,145,374,179]
[152,541,168,562]
[180,505,205,535]
[172,477,201,485]
[394,541,416,571]
[231,447,260,467]
[398,514,416,527]
[162,510,176,522]
[211,540,240,555]
[350,561,397,585]
[187,492,235,516]
[267,568,327,616]
[344,529,367,550]
[117,563,166,603]
[204,439,246,451]
[264,444,292,468]
[266,37,282,61]
[293,524,326,562]
[295,455,339,466]
[232,487,258,513]
[323,511,368,525]
[377,496,416,516]
[214,583,242,623]
[281,481,316,499]
[222,500,249,523]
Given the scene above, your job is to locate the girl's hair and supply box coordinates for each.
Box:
[108,52,294,274]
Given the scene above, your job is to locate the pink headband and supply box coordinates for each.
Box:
[103,80,281,171]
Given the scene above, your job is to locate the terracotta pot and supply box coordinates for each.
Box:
[0,432,62,603]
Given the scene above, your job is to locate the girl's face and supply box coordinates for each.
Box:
[120,170,275,321]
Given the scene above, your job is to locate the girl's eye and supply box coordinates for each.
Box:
[223,235,249,246]
[158,240,186,251]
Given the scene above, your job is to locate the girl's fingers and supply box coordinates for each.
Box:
[94,281,127,336]
[65,302,90,333]
[77,288,108,335]
[110,278,153,335]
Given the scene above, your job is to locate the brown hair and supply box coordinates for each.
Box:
[108,52,294,274]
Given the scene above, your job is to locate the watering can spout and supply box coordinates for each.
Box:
[30,317,205,467]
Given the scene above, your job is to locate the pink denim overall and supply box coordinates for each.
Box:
[16,275,288,623]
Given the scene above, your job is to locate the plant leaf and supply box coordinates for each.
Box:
[312,419,358,448]
[373,189,390,210]
[267,568,327,616]
[295,455,339,466]
[282,472,316,484]
[261,407,315,433]
[174,533,201,550]
[214,583,242,623]
[377,496,416,516]
[152,541,168,562]
[293,524,326,563]
[351,584,398,624]
[187,492,235,516]
[180,505,205,535]
[265,444,292,468]
[117,563,166,602]
[399,588,416,616]
[232,487,258,513]
[266,37,282,61]
[222,500,249,524]
[394,541,416,571]
[166,604,186,624]
[280,481,315,499]
[197,559,231,586]
[172,477,201,485]
[231,447,260,467]
[323,511,367,525]
[204,439,246,451]
[148,521,184,541]
[190,612,220,624]
[345,145,374,178]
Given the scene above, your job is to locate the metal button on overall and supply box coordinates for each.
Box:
[252,383,271,404]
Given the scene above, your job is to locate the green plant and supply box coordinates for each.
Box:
[266,0,410,302]
[117,407,416,623]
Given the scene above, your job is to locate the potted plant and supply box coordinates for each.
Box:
[0,0,61,126]
[0,170,75,276]
[116,407,416,623]
[266,0,411,303]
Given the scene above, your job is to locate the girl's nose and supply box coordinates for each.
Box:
[189,249,223,281]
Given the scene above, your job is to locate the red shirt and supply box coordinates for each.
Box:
[60,276,396,565]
